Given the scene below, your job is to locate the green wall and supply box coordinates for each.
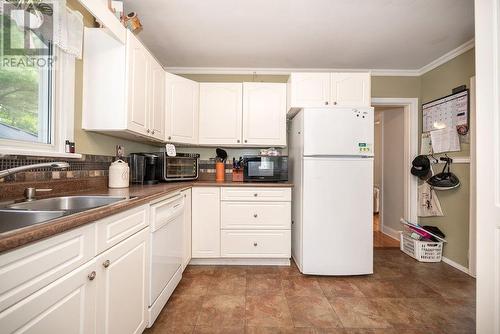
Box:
[68,0,158,156]
[418,49,475,267]
[373,49,475,268]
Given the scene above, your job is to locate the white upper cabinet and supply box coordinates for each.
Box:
[165,73,199,144]
[330,72,371,107]
[242,83,287,146]
[83,29,166,142]
[287,73,331,108]
[287,72,371,112]
[126,32,150,136]
[149,59,166,141]
[199,83,243,145]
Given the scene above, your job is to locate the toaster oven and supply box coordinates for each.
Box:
[155,153,200,181]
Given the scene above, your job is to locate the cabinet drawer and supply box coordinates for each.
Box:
[0,224,96,312]
[96,204,149,254]
[221,230,291,258]
[221,202,291,229]
[221,187,291,202]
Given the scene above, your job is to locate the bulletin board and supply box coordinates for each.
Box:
[422,90,469,135]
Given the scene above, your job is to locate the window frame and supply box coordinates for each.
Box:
[0,46,81,158]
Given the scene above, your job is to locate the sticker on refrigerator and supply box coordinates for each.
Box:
[358,143,372,153]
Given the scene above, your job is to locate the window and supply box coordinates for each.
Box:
[0,15,53,144]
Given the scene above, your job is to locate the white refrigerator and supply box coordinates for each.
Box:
[289,107,374,275]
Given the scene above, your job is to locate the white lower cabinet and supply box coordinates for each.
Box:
[192,187,291,262]
[0,259,97,334]
[96,227,150,334]
[192,187,221,258]
[181,188,192,269]
[221,230,291,258]
[0,207,150,334]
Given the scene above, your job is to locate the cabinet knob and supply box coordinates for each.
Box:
[237,139,240,143]
[253,193,258,197]
[244,140,248,143]
[147,129,150,133]
[88,271,96,281]
[333,101,337,105]
[253,214,258,218]
[152,130,155,135]
[103,260,110,268]
[168,136,172,140]
[325,101,329,105]
[253,242,258,247]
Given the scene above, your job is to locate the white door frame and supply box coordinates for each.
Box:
[371,98,419,238]
[475,0,500,331]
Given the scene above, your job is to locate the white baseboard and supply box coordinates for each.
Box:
[442,256,473,276]
[381,225,401,241]
[189,258,290,266]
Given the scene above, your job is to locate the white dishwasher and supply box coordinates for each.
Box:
[148,193,184,327]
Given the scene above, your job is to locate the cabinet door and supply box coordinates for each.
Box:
[243,83,287,146]
[126,32,150,136]
[165,73,199,144]
[181,189,192,270]
[96,228,149,334]
[149,58,166,141]
[0,260,97,334]
[289,73,331,108]
[192,187,220,258]
[199,83,242,145]
[330,72,371,107]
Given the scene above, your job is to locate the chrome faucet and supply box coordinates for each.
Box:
[0,162,70,179]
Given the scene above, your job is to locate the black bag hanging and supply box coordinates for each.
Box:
[427,156,460,190]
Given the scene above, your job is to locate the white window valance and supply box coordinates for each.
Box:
[53,0,84,59]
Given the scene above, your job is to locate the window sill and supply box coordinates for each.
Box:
[0,147,82,159]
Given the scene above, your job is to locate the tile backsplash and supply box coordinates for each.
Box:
[0,154,114,183]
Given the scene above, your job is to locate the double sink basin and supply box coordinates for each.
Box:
[0,196,132,234]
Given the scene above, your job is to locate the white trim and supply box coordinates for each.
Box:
[419,39,475,75]
[0,148,81,158]
[469,76,476,278]
[189,258,291,266]
[381,225,401,241]
[371,98,419,226]
[442,256,473,276]
[165,39,475,77]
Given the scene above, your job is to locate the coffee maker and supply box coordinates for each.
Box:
[129,153,158,185]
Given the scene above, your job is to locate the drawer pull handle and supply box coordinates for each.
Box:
[253,193,258,197]
[103,260,110,268]
[173,203,181,209]
[253,214,258,218]
[88,271,96,281]
[253,242,258,247]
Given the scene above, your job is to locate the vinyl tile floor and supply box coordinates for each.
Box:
[144,249,475,334]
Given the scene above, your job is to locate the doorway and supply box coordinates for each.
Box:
[371,98,419,248]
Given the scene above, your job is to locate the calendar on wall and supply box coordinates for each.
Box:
[422,90,469,135]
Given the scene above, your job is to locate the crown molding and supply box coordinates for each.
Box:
[418,38,475,75]
[165,39,475,77]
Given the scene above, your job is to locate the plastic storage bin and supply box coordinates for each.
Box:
[400,233,443,262]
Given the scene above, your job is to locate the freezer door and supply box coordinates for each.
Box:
[303,108,374,156]
[302,157,373,275]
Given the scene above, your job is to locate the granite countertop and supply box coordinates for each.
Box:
[0,180,293,253]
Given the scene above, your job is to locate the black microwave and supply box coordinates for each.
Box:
[243,156,288,182]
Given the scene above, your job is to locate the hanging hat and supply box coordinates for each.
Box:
[411,155,431,179]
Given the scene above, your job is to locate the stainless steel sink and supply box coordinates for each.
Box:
[6,196,128,211]
[0,210,66,233]
[0,196,132,234]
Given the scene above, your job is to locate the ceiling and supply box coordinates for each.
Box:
[123,0,474,71]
